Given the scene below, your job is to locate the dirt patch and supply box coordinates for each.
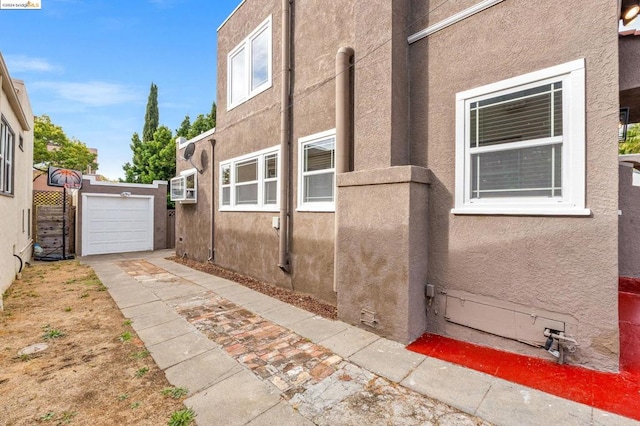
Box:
[0,261,187,425]
[168,256,337,320]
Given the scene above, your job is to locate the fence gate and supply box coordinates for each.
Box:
[33,190,75,258]
[167,209,176,249]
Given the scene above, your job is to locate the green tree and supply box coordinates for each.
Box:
[186,102,216,139]
[33,115,98,172]
[142,83,159,143]
[176,115,191,138]
[122,126,175,184]
[620,123,640,154]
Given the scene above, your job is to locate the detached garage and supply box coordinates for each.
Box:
[77,177,168,256]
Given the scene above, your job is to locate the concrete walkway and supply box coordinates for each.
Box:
[81,250,636,426]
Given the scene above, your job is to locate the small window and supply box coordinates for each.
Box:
[298,129,336,212]
[453,59,588,216]
[0,117,15,196]
[219,146,279,211]
[170,168,198,204]
[227,16,272,109]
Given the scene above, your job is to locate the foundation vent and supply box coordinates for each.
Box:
[360,309,378,328]
[443,290,574,347]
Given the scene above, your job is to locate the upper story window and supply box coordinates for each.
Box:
[298,129,336,212]
[227,16,272,110]
[220,146,279,211]
[452,59,589,216]
[0,117,15,196]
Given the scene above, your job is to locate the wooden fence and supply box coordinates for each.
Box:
[33,190,75,257]
[167,209,176,249]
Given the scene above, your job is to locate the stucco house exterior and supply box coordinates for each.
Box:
[174,0,634,372]
[0,52,34,309]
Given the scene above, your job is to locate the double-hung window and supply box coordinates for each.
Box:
[227,16,272,109]
[220,146,279,211]
[453,59,588,215]
[0,117,15,196]
[298,129,336,212]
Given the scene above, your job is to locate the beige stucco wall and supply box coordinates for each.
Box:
[208,0,357,305]
[409,0,620,371]
[76,178,168,255]
[619,164,640,276]
[0,76,34,310]
[175,137,213,262]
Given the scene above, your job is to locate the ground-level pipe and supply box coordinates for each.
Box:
[278,0,292,272]
[333,46,354,292]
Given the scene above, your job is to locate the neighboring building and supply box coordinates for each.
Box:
[0,52,34,309]
[174,0,630,372]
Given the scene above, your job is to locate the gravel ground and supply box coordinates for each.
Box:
[167,256,338,320]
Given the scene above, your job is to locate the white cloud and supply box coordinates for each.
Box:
[4,54,60,73]
[31,81,141,107]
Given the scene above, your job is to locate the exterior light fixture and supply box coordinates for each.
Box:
[622,3,640,26]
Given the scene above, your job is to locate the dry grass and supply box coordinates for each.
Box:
[0,260,187,425]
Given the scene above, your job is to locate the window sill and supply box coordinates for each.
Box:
[219,206,279,213]
[451,206,591,217]
[296,205,335,213]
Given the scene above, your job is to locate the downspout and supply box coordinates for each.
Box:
[208,138,216,262]
[334,47,354,291]
[278,0,292,272]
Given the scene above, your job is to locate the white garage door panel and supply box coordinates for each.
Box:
[83,195,154,255]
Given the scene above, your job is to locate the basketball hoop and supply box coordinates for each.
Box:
[63,182,82,190]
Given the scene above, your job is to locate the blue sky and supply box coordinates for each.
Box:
[1,0,242,180]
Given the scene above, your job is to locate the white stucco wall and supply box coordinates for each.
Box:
[0,59,34,309]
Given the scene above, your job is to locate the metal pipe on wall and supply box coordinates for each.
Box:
[334,46,354,292]
[208,138,216,262]
[278,0,292,272]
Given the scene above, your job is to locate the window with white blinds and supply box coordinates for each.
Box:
[298,129,336,212]
[453,59,589,216]
[219,146,279,211]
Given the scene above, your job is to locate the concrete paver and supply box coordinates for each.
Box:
[475,379,592,426]
[317,325,380,358]
[135,317,197,346]
[184,369,281,426]
[350,337,426,383]
[246,402,315,426]
[287,315,349,343]
[83,252,639,425]
[147,331,216,370]
[164,348,243,394]
[401,356,494,415]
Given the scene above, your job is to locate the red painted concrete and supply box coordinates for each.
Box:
[407,279,640,421]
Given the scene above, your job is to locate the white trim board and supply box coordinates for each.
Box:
[408,0,505,44]
[83,176,167,188]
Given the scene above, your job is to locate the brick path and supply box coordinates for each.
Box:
[116,259,489,425]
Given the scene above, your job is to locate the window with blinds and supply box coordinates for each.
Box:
[219,146,279,211]
[469,82,563,199]
[453,59,588,216]
[298,129,336,211]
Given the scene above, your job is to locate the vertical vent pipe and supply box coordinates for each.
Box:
[334,47,354,291]
[278,0,292,272]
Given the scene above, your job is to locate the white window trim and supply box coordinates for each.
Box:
[452,59,590,216]
[0,117,15,196]
[227,15,272,110]
[219,145,280,212]
[170,168,198,204]
[297,129,336,213]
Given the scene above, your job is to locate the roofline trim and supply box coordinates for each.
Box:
[0,52,30,131]
[217,0,246,32]
[408,0,504,44]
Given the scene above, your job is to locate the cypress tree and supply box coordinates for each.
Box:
[142,82,159,143]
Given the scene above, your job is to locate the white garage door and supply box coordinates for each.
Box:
[82,194,154,256]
